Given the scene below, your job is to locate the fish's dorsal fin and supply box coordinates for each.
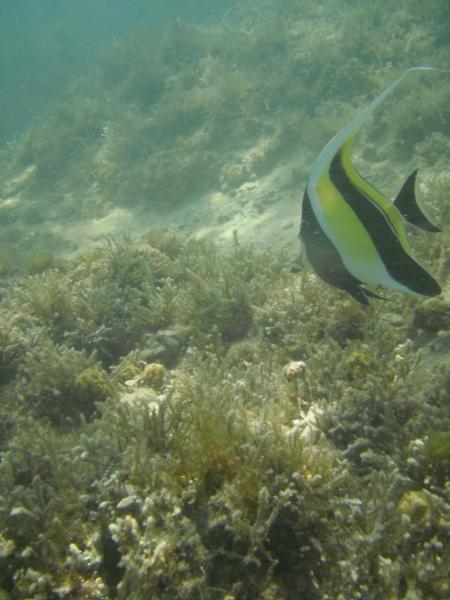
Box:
[394,169,441,232]
[308,66,450,188]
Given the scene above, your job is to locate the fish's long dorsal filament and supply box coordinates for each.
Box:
[308,66,450,188]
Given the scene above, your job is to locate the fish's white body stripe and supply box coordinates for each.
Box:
[307,182,417,294]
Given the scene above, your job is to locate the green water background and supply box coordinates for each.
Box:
[0,0,237,144]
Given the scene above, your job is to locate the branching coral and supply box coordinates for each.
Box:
[0,0,449,596]
[0,227,448,597]
[12,338,113,425]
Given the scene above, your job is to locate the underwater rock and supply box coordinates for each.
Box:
[283,405,327,446]
[141,328,187,365]
[140,334,169,362]
[75,366,113,404]
[398,490,433,525]
[120,387,163,414]
[156,329,185,358]
[343,349,377,381]
[410,298,450,336]
[137,362,166,390]
[0,533,15,559]
[116,495,142,517]
[283,360,306,381]
[381,312,404,327]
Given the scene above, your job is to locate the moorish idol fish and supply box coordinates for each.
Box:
[299,66,447,305]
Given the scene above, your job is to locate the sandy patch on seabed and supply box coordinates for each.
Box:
[51,160,301,258]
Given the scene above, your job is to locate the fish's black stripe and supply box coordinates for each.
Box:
[329,153,440,296]
[300,190,372,305]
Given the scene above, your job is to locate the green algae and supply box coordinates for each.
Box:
[0,0,449,597]
[426,431,450,463]
[0,229,448,598]
[2,0,450,264]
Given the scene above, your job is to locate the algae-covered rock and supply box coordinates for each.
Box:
[0,227,448,598]
[137,362,166,390]
[343,349,377,381]
[410,298,450,335]
[0,0,450,597]
[75,366,114,403]
[13,341,113,424]
[398,490,432,524]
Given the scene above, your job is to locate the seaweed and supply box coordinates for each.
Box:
[0,0,449,597]
[12,338,113,425]
[0,229,448,597]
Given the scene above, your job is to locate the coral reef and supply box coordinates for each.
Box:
[0,0,449,598]
[0,226,448,598]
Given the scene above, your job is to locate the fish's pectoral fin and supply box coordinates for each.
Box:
[362,287,387,301]
[346,285,386,307]
[394,169,441,232]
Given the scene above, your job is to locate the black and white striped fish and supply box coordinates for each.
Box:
[299,66,446,305]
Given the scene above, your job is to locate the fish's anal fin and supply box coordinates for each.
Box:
[394,169,441,232]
